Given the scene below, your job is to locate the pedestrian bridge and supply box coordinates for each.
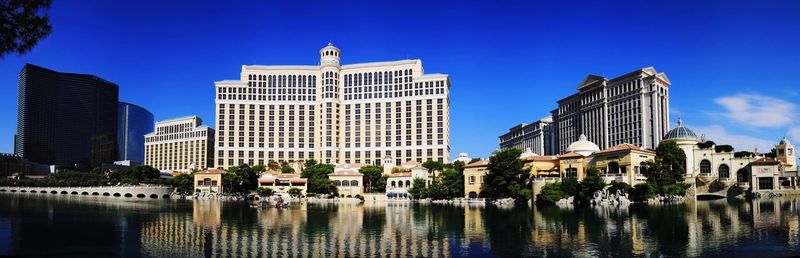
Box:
[696,192,727,200]
[0,185,175,199]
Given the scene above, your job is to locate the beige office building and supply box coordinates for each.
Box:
[144,116,214,171]
[213,43,450,168]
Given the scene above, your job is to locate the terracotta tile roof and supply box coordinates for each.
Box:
[558,152,584,158]
[751,157,781,165]
[388,172,412,178]
[329,169,362,176]
[524,155,559,161]
[196,168,226,174]
[595,144,654,154]
[464,160,489,168]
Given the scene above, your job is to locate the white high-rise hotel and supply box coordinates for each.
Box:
[213,43,450,168]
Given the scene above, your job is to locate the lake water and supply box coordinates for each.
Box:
[0,194,798,257]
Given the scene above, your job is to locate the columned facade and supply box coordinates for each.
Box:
[552,67,670,153]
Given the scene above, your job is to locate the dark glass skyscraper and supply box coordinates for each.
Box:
[15,64,119,169]
[118,102,154,163]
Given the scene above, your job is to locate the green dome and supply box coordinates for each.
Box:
[664,118,699,140]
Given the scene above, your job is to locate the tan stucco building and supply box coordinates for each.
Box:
[194,169,226,193]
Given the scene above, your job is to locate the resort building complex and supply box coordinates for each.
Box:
[551,67,671,152]
[499,116,555,155]
[144,116,215,172]
[500,67,671,155]
[213,43,450,169]
[661,119,798,192]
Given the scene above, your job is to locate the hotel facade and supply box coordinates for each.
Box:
[213,43,450,168]
[551,67,671,153]
[144,116,215,172]
[499,116,555,155]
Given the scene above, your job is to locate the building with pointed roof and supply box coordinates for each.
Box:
[551,67,671,153]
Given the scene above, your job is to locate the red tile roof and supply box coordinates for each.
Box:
[751,157,781,165]
[595,144,654,154]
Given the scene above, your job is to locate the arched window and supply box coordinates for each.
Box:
[350,180,358,186]
[737,169,749,183]
[397,181,403,187]
[406,180,411,187]
[391,181,396,188]
[342,180,350,187]
[334,180,341,186]
[468,192,477,198]
[700,160,711,174]
[719,164,730,179]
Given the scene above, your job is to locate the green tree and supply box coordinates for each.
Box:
[427,181,447,200]
[644,141,689,196]
[251,164,266,174]
[607,181,632,195]
[359,165,386,193]
[422,160,444,178]
[300,163,337,195]
[133,165,161,180]
[267,160,280,171]
[281,166,295,174]
[576,167,605,205]
[482,148,528,199]
[0,0,53,57]
[287,187,302,198]
[224,165,259,194]
[256,187,274,197]
[468,158,482,164]
[407,177,428,199]
[536,182,567,205]
[452,160,466,174]
[171,173,194,194]
[439,168,464,199]
[630,182,656,201]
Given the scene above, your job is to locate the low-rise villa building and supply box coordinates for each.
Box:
[662,119,798,193]
[464,160,489,198]
[330,164,364,197]
[194,169,225,193]
[386,161,430,199]
[258,173,308,197]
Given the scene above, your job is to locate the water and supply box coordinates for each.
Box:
[0,194,798,257]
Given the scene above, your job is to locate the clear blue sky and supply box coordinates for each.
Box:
[2,0,799,158]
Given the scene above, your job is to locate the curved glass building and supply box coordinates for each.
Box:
[118,102,154,163]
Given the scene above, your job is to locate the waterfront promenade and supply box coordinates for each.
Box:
[0,185,175,199]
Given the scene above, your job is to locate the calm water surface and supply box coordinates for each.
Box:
[0,194,798,257]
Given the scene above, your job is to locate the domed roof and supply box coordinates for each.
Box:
[567,134,600,156]
[519,148,539,159]
[663,118,700,141]
[779,136,793,146]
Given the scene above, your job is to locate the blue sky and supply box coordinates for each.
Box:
[1,0,799,158]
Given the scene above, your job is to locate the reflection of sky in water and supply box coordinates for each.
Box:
[0,194,798,257]
[0,218,10,253]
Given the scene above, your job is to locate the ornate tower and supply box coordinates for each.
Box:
[319,43,341,164]
[776,136,796,172]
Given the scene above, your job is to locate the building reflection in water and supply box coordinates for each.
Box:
[58,195,796,257]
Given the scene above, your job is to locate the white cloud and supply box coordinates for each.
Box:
[790,128,800,143]
[692,125,776,152]
[714,94,795,128]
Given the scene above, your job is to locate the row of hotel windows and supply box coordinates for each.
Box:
[156,122,198,135]
[344,70,412,87]
[145,141,208,170]
[216,154,446,168]
[246,74,318,88]
[145,130,209,143]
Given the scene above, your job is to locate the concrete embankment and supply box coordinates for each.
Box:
[0,185,175,199]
